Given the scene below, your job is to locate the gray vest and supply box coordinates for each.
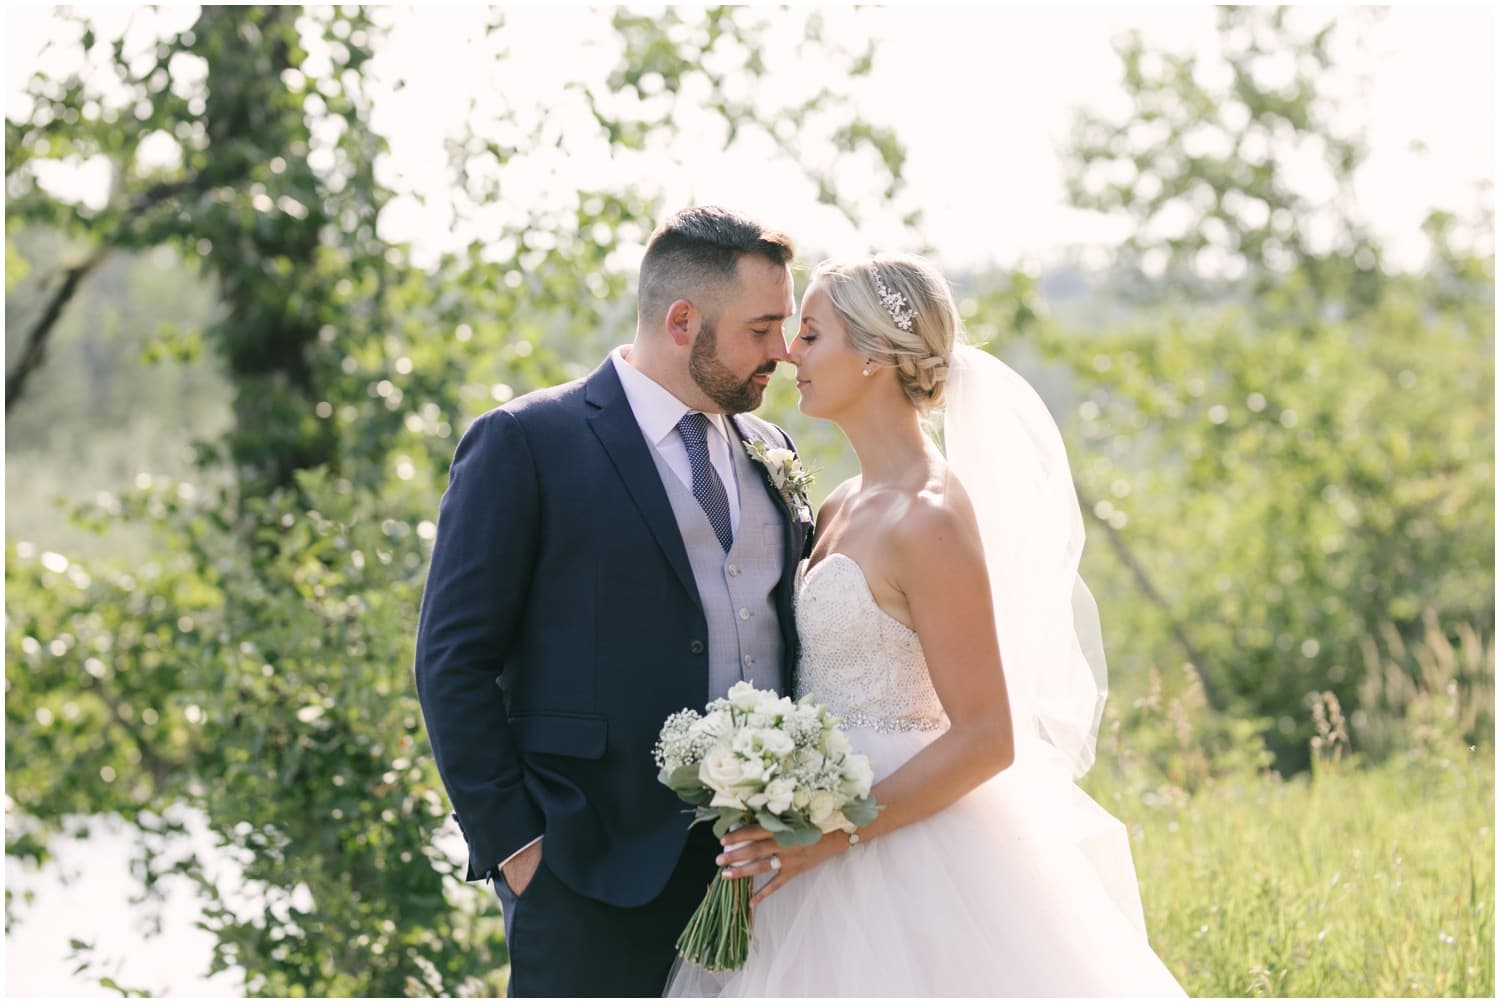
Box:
[648,430,785,701]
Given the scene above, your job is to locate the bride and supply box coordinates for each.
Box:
[668,254,1186,996]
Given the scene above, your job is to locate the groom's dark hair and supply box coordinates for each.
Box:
[638,206,795,325]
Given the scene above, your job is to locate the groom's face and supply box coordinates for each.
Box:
[688,254,794,414]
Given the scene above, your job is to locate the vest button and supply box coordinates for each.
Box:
[689,640,706,655]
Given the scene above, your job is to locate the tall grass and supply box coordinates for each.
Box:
[1090,613,1495,997]
[1131,750,1492,996]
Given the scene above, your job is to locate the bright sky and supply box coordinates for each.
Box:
[4,5,1496,277]
[2,3,1496,997]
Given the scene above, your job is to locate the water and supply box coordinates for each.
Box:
[5,813,243,997]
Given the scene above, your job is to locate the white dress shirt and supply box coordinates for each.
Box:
[609,345,742,530]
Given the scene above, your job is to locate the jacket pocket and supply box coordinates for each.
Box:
[511,712,608,760]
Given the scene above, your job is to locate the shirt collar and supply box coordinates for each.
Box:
[610,346,734,448]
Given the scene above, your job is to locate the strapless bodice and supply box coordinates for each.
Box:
[793,554,947,733]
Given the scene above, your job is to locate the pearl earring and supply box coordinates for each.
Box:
[861,364,873,376]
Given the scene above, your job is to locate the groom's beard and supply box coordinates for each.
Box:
[690,317,776,414]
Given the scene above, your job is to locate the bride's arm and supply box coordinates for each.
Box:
[720,490,1016,904]
[846,496,1017,823]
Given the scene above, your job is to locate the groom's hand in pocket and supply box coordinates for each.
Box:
[500,838,543,897]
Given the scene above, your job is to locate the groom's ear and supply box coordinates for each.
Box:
[666,299,695,347]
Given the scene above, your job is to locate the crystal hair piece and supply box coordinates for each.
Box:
[871,262,916,332]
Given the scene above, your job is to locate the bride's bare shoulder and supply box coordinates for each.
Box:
[891,470,984,568]
[816,476,861,520]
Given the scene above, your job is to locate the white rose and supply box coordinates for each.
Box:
[766,447,796,469]
[808,790,840,829]
[728,681,760,712]
[752,690,786,716]
[746,791,769,811]
[732,728,793,762]
[710,788,746,810]
[792,788,812,810]
[763,777,796,815]
[824,729,852,757]
[690,712,728,743]
[700,746,745,792]
[746,712,774,729]
[731,729,760,757]
[817,808,851,834]
[842,754,875,795]
[738,755,767,784]
[760,729,795,758]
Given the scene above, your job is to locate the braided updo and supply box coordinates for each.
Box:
[809,253,962,412]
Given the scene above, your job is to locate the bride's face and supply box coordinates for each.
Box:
[789,280,867,419]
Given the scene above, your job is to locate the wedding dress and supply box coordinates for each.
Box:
[668,347,1186,997]
[668,554,1186,997]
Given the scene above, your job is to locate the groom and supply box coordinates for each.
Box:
[414,206,812,997]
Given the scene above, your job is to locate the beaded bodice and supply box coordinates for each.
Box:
[793,554,947,732]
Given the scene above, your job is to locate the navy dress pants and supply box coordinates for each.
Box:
[492,825,722,997]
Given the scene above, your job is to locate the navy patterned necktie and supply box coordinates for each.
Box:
[676,411,734,552]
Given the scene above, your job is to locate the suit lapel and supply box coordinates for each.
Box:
[731,416,792,522]
[731,415,813,556]
[585,360,699,606]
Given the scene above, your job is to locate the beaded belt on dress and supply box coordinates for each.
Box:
[835,710,945,733]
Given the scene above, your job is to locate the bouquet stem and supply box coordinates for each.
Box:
[676,870,753,972]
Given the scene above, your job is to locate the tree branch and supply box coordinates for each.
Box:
[1077,483,1222,709]
[5,178,200,413]
[5,244,111,412]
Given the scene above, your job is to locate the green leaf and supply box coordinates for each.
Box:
[772,825,824,848]
[711,807,747,840]
[755,810,791,832]
[676,786,712,807]
[843,798,880,828]
[666,763,704,792]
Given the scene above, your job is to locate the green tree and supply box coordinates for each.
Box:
[1006,6,1494,768]
[6,6,911,994]
[1064,6,1388,318]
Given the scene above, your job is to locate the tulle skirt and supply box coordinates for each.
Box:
[667,726,1186,998]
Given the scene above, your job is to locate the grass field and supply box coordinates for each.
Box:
[1116,748,1494,997]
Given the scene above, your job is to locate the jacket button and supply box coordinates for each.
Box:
[689,640,706,655]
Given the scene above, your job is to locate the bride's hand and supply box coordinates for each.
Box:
[716,824,847,907]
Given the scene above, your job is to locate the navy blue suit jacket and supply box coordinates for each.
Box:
[415,357,812,908]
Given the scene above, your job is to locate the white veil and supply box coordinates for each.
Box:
[943,344,1149,929]
[943,344,1107,779]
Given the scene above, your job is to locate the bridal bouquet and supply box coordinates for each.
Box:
[654,681,880,971]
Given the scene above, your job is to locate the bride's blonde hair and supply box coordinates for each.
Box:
[809,253,963,413]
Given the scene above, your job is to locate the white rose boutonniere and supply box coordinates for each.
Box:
[743,439,814,523]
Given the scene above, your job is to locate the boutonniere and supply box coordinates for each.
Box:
[743,439,814,523]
